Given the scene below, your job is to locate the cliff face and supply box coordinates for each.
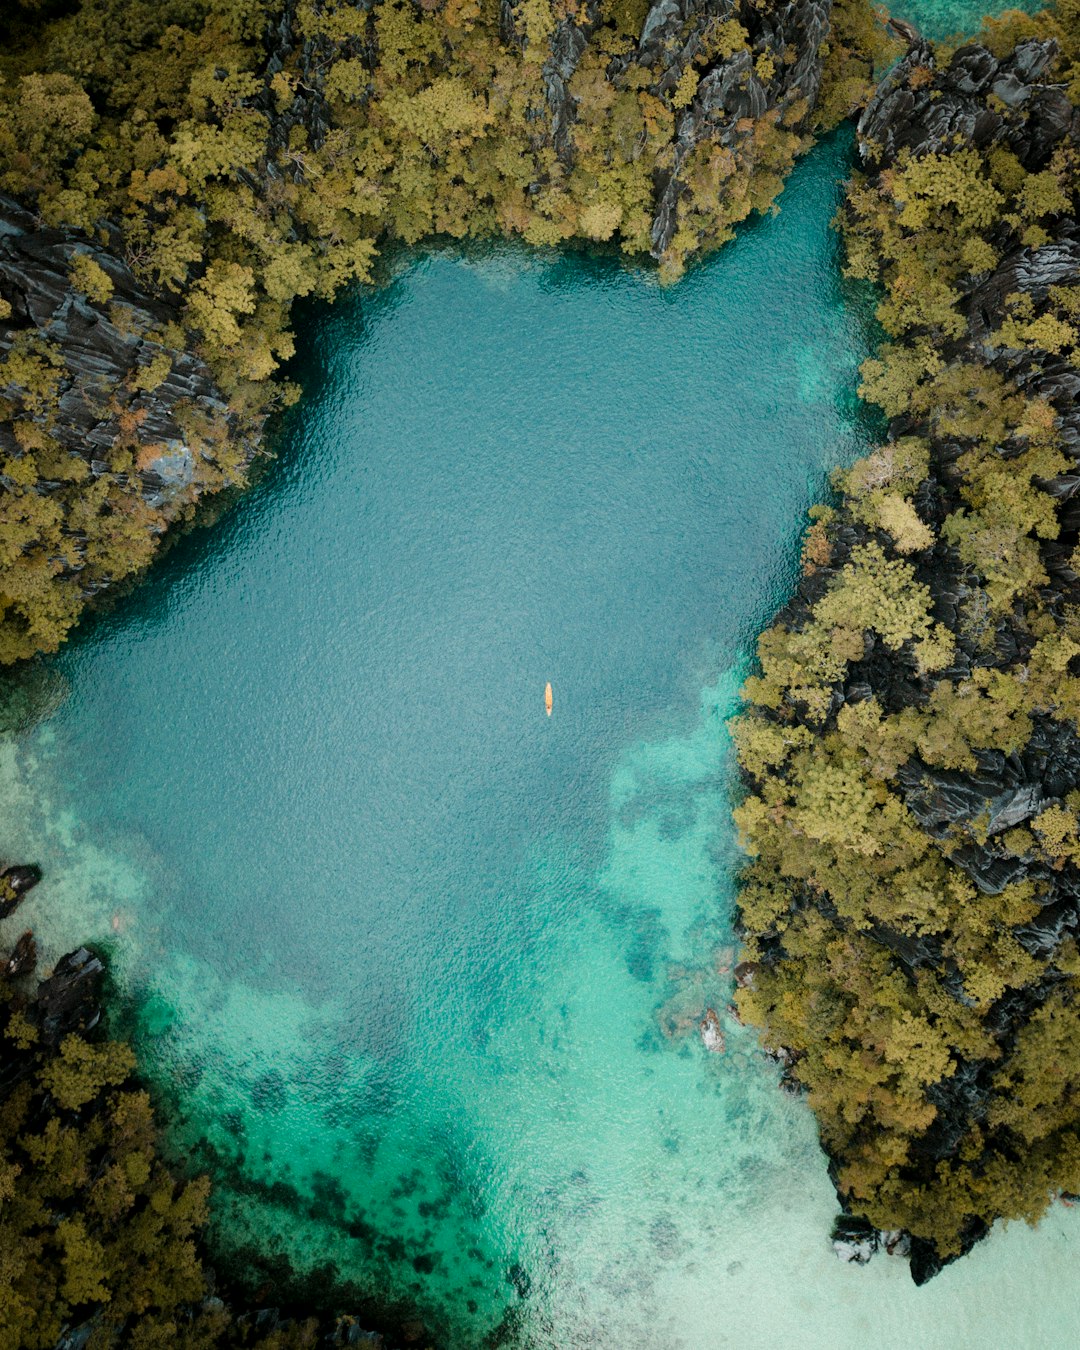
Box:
[274,0,838,258]
[732,24,1080,1284]
[858,36,1073,168]
[630,0,833,255]
[0,195,251,511]
[502,0,834,254]
[853,38,1080,918]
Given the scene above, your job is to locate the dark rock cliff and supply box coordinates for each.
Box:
[0,195,253,512]
[277,0,835,254]
[754,36,1080,1283]
[547,0,834,254]
[858,36,1073,169]
[630,0,833,255]
[762,36,1080,920]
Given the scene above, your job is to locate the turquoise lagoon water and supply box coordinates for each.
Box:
[5,130,1080,1348]
[890,0,1045,44]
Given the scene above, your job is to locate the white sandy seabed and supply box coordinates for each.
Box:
[3,663,1080,1350]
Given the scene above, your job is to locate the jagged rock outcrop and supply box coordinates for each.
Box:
[544,0,603,163]
[0,861,41,918]
[257,0,337,165]
[628,0,833,255]
[856,42,1080,920]
[736,31,1080,1285]
[498,0,603,163]
[501,0,832,246]
[857,37,1072,170]
[0,928,102,1096]
[0,194,251,509]
[34,946,105,1044]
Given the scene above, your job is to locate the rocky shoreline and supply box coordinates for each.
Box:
[6,0,1080,1311]
[0,869,430,1349]
[732,15,1080,1283]
[0,0,885,660]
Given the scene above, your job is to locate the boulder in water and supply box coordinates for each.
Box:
[733,960,757,989]
[831,1215,878,1264]
[699,1007,726,1053]
[0,864,41,918]
[4,931,37,980]
[881,1229,911,1258]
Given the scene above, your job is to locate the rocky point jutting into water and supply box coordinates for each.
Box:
[732,13,1080,1283]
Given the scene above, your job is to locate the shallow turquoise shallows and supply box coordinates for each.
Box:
[6,128,1080,1350]
[890,0,1045,42]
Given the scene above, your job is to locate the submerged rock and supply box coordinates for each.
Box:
[699,1007,726,1053]
[507,1262,532,1298]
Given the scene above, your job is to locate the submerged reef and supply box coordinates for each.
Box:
[731,8,1080,1283]
[0,876,419,1349]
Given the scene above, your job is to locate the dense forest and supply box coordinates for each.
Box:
[730,3,1080,1282]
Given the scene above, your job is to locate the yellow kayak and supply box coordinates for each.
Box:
[545,681,553,716]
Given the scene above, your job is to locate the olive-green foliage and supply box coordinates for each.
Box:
[0,0,885,663]
[732,14,1080,1260]
[0,955,321,1349]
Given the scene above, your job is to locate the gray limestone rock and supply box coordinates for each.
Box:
[644,0,833,255]
[35,947,104,1045]
[699,1006,726,1052]
[0,194,251,507]
[858,37,1075,172]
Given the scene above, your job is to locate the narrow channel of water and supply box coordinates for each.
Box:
[3,124,1080,1349]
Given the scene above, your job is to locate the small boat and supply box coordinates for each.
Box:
[545,681,553,716]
